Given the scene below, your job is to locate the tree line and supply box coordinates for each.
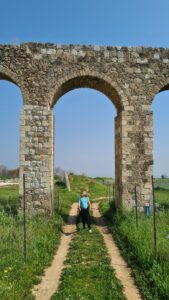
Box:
[0,165,19,179]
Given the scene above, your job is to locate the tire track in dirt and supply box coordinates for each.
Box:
[32,203,77,300]
[92,202,142,300]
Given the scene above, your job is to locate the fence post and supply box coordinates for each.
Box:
[106,183,108,199]
[23,174,26,261]
[113,183,115,202]
[135,185,138,227]
[58,191,60,212]
[50,184,53,215]
[152,176,157,259]
[108,184,111,205]
[118,179,120,205]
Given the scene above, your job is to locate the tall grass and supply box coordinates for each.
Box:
[0,181,78,300]
[100,200,169,300]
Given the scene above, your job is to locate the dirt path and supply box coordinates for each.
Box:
[32,203,77,300]
[32,200,142,300]
[0,182,18,187]
[92,202,142,300]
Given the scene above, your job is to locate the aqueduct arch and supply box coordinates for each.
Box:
[51,73,123,210]
[0,43,169,214]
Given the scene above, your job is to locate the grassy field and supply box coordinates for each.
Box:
[100,199,169,300]
[154,178,169,189]
[68,173,107,199]
[0,213,62,300]
[154,187,169,206]
[0,185,19,215]
[154,178,169,206]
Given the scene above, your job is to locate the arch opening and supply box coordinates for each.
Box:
[152,89,169,179]
[0,79,22,183]
[49,75,124,209]
[53,88,116,178]
[51,74,123,113]
[0,73,16,84]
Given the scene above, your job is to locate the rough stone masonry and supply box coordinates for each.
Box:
[0,43,169,214]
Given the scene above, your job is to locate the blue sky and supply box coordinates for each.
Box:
[0,0,169,177]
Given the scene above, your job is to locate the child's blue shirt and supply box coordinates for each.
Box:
[79,196,89,209]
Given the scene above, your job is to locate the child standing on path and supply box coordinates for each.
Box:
[78,191,92,232]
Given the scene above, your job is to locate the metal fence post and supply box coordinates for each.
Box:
[108,184,111,205]
[135,185,138,227]
[152,176,157,259]
[113,183,115,202]
[118,179,120,205]
[23,174,26,261]
[106,183,108,199]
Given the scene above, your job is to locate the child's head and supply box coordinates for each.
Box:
[82,191,87,197]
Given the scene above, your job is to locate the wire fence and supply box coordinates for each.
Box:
[0,175,169,262]
[105,181,115,204]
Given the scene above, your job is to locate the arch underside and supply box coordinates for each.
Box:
[159,83,169,92]
[51,75,123,112]
[0,73,16,84]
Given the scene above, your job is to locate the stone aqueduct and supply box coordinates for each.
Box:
[0,43,169,214]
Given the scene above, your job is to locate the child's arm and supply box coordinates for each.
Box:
[78,199,81,210]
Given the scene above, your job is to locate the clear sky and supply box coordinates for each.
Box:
[0,0,169,177]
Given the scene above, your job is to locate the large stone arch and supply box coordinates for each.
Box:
[48,71,127,210]
[0,66,27,208]
[0,65,27,104]
[1,43,169,214]
[147,78,169,105]
[49,71,125,112]
[148,79,169,186]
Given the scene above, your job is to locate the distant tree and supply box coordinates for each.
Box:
[161,174,168,179]
[7,168,19,178]
[0,165,19,178]
[0,165,7,176]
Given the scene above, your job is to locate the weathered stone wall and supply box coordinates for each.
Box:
[0,43,169,213]
[19,105,54,214]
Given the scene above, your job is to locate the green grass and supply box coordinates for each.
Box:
[100,200,169,300]
[0,212,61,300]
[51,226,125,300]
[0,185,19,197]
[0,179,79,300]
[154,178,169,188]
[155,188,169,206]
[0,185,19,215]
[153,178,169,206]
[67,174,107,199]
